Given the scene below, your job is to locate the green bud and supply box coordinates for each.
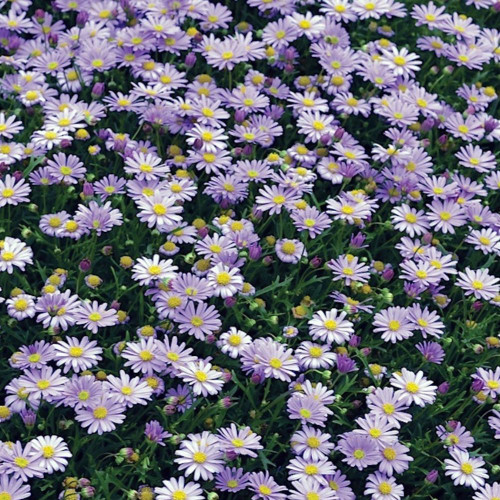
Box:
[184,251,196,264]
[207,493,220,500]
[21,227,33,239]
[28,203,38,213]
[321,370,332,381]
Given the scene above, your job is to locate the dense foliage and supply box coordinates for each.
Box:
[0,0,499,498]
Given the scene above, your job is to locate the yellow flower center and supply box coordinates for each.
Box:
[379,482,392,495]
[191,316,204,327]
[388,320,400,331]
[148,265,162,275]
[406,382,419,393]
[461,463,473,475]
[42,445,55,458]
[382,403,395,415]
[14,457,29,468]
[37,380,50,390]
[139,350,154,361]
[93,407,108,419]
[269,358,282,369]
[281,242,296,255]
[69,347,83,357]
[88,312,102,322]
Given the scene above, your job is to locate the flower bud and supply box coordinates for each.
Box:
[83,182,94,197]
[309,256,322,268]
[234,109,246,123]
[425,470,438,483]
[471,378,484,392]
[224,296,237,308]
[91,82,105,99]
[79,259,91,272]
[349,335,361,347]
[76,11,89,26]
[184,52,196,67]
[248,244,262,260]
[381,268,394,281]
[438,382,450,394]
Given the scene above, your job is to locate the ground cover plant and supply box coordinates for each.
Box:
[0,0,499,498]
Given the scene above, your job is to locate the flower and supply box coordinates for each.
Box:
[30,435,72,474]
[179,360,225,396]
[104,371,154,407]
[275,238,307,264]
[74,301,119,334]
[337,432,380,470]
[364,472,405,500]
[218,424,263,458]
[131,254,178,286]
[174,437,224,481]
[0,474,31,499]
[53,336,103,373]
[74,394,126,435]
[154,477,205,500]
[444,449,489,490]
[0,237,33,274]
[456,268,500,301]
[308,309,354,344]
[390,368,437,407]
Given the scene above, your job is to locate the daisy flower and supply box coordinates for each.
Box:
[0,441,44,482]
[121,338,165,375]
[74,301,119,334]
[337,432,380,470]
[287,394,329,427]
[217,423,263,458]
[473,482,500,500]
[328,254,371,285]
[456,268,500,301]
[104,371,154,407]
[390,368,437,407]
[174,302,222,340]
[207,263,243,298]
[0,475,31,500]
[308,309,354,344]
[444,449,488,490]
[132,254,178,286]
[275,238,307,264]
[175,437,224,481]
[30,435,72,474]
[426,199,467,234]
[136,193,184,230]
[255,185,301,215]
[154,477,205,500]
[179,360,225,396]
[465,229,500,255]
[0,174,31,207]
[74,394,126,435]
[53,336,103,373]
[391,205,429,237]
[290,426,335,461]
[364,472,404,500]
[217,327,252,358]
[381,46,422,76]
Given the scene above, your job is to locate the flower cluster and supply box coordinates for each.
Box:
[0,0,499,498]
